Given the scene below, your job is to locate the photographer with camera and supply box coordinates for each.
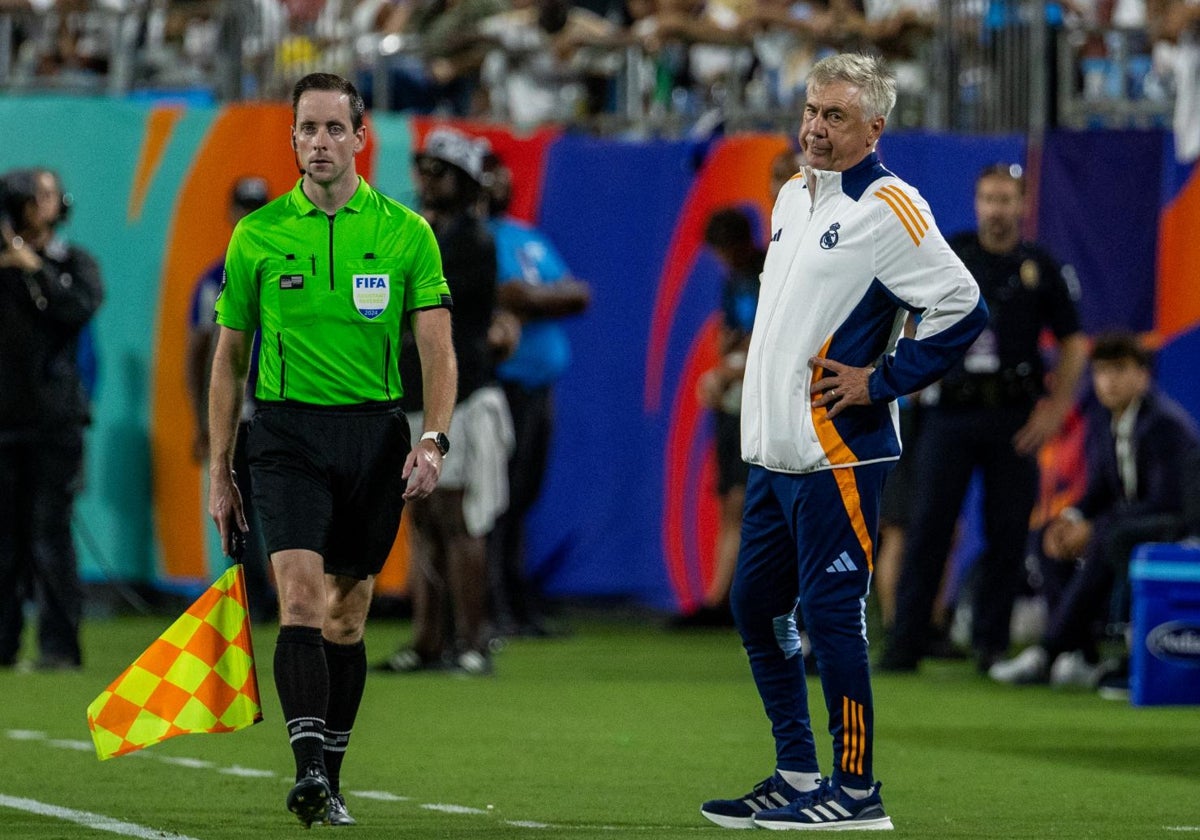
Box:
[0,167,104,671]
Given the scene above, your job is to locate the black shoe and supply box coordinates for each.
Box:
[876,644,919,673]
[668,604,735,630]
[1097,659,1130,701]
[326,793,356,826]
[974,649,1004,675]
[924,632,967,661]
[287,766,331,827]
[373,649,450,673]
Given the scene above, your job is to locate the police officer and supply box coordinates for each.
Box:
[880,163,1088,673]
[0,167,104,672]
[208,73,456,828]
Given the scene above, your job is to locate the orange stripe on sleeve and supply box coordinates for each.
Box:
[879,184,929,236]
[874,191,920,246]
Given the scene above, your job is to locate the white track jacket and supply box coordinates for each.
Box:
[742,152,988,474]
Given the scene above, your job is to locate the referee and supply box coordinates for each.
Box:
[207,73,457,827]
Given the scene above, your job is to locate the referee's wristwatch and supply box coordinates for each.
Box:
[420,431,450,457]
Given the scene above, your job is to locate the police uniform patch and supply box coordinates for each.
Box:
[1020,259,1039,289]
[353,273,390,319]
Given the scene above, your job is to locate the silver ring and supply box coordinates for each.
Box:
[831,389,838,398]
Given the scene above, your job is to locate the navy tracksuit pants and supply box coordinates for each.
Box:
[731,462,889,789]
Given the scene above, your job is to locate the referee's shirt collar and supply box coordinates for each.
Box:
[288,176,370,216]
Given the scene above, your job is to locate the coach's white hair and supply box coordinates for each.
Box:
[807,53,897,122]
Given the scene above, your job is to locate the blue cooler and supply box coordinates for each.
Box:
[1129,543,1200,707]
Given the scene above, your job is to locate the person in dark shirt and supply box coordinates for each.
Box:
[880,162,1089,673]
[0,167,104,671]
[379,127,511,676]
[989,332,1200,688]
[673,206,762,628]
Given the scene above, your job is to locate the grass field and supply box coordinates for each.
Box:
[1,612,1198,839]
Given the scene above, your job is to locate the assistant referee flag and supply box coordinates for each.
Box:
[86,565,262,760]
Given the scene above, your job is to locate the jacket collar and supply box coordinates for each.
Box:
[807,152,888,202]
[289,175,369,216]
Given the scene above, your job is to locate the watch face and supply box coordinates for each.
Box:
[435,433,450,456]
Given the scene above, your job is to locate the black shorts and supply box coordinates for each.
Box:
[715,411,749,496]
[247,401,411,579]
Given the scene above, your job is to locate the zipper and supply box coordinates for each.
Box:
[276,331,286,399]
[758,176,819,450]
[383,337,392,399]
[327,214,336,290]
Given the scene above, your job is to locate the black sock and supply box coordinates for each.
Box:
[323,638,367,794]
[274,625,328,778]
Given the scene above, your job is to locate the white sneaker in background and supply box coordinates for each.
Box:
[1009,596,1047,647]
[988,646,1049,684]
[1049,651,1103,688]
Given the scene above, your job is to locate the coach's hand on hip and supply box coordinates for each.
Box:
[809,356,874,419]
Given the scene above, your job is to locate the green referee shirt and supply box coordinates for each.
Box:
[216,177,451,406]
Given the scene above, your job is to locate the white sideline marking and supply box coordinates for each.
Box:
[352,790,410,801]
[1166,828,1200,832]
[9,729,708,832]
[0,794,202,840]
[49,738,97,752]
[159,757,215,769]
[421,802,488,815]
[218,765,275,778]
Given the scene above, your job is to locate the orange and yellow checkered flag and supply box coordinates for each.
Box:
[86,565,263,760]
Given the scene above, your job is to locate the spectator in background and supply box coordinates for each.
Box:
[477,0,621,126]
[743,0,832,111]
[880,163,1089,674]
[481,151,589,639]
[769,145,801,198]
[1155,0,1200,161]
[185,176,275,623]
[673,207,761,629]
[989,332,1200,689]
[633,0,754,120]
[378,127,512,675]
[0,167,104,671]
[364,0,508,115]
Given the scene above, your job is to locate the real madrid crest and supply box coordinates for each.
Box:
[1019,259,1039,289]
[820,222,841,250]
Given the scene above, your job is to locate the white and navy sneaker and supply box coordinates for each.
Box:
[700,773,809,829]
[753,780,893,831]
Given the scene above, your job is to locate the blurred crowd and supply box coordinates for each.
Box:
[1,0,1198,132]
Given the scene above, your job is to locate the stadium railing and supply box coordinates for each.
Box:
[0,1,1174,138]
